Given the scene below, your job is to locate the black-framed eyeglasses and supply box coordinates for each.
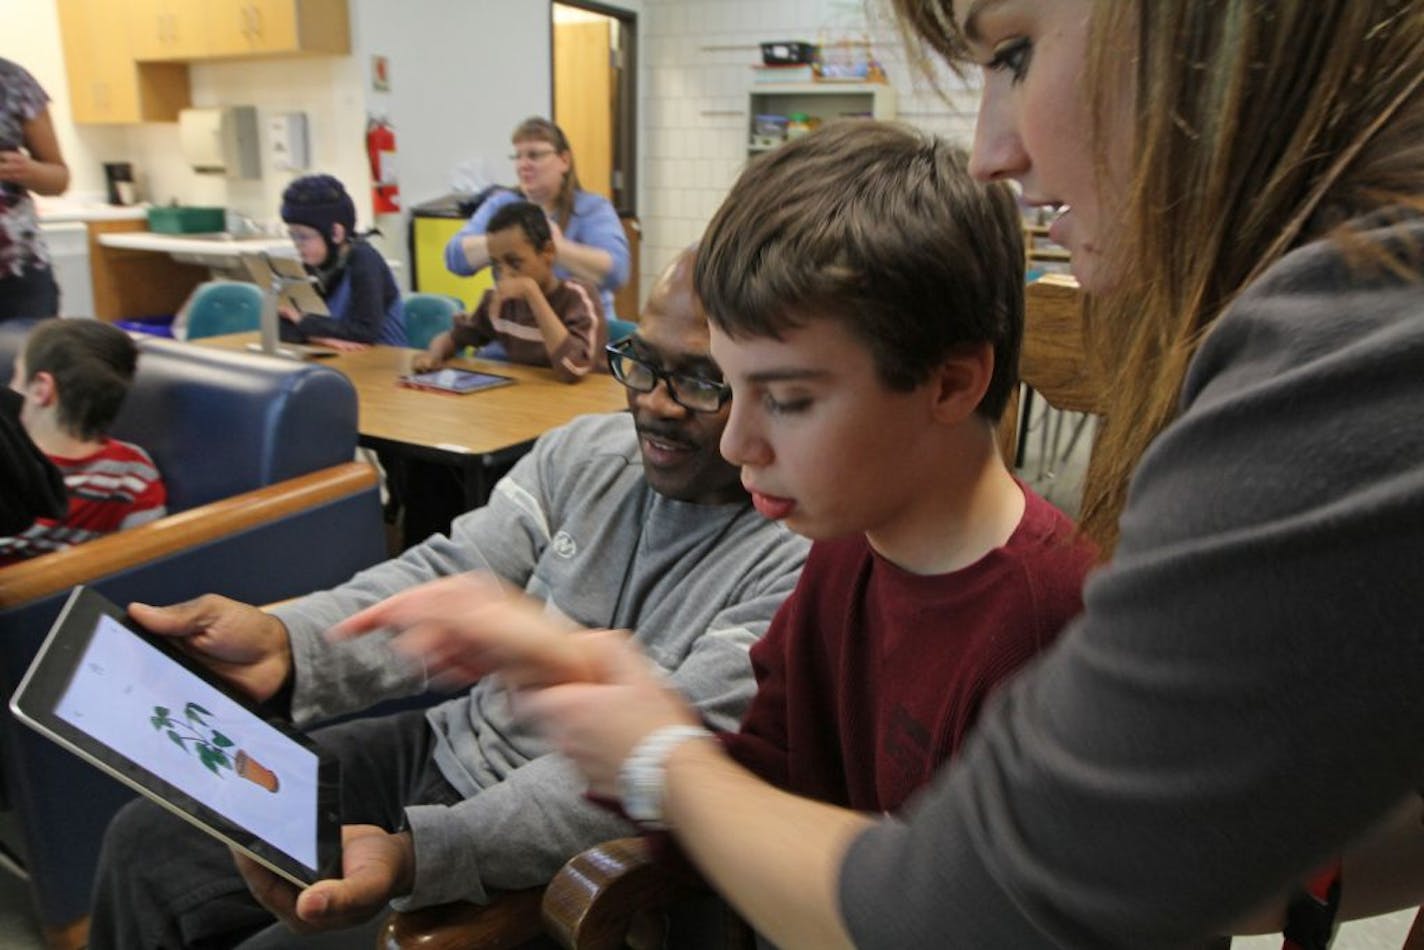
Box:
[605,339,731,414]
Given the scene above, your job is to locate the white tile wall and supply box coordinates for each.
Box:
[635,0,983,306]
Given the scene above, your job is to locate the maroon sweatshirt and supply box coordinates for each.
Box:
[726,486,1096,812]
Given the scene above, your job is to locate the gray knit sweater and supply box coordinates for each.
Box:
[840,212,1424,947]
[270,412,808,907]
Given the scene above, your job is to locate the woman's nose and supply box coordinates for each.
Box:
[968,86,1030,183]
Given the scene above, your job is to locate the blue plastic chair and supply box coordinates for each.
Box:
[404,293,463,349]
[184,282,265,340]
[607,317,638,344]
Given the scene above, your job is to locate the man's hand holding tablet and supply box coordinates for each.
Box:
[128,596,293,704]
[126,596,429,931]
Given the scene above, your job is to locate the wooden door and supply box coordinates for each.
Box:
[554,20,613,200]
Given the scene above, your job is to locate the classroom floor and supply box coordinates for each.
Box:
[0,404,1414,949]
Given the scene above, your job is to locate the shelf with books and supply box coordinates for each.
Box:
[747,82,897,157]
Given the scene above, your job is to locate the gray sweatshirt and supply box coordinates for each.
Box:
[270,412,808,907]
[841,212,1424,947]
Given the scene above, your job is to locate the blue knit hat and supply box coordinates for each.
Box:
[280,174,356,239]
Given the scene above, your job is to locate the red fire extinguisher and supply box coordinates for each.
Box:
[366,116,400,214]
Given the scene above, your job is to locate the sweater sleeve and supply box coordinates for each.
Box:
[448,291,494,351]
[443,190,516,276]
[296,244,388,343]
[273,425,564,724]
[568,193,630,292]
[838,228,1424,948]
[546,281,603,382]
[395,517,806,908]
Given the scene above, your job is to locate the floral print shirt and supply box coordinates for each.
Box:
[0,59,51,277]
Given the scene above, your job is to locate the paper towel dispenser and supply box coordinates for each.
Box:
[179,106,261,179]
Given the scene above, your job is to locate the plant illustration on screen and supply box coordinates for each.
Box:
[150,702,280,793]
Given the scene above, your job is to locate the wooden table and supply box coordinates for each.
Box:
[196,334,627,503]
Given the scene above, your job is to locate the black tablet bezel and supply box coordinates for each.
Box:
[398,368,516,395]
[9,586,342,887]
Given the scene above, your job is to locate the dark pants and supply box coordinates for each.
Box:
[0,265,60,320]
[88,710,460,950]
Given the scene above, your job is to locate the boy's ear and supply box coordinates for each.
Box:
[330,222,347,245]
[928,343,994,424]
[30,371,57,404]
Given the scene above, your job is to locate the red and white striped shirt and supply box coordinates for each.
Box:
[0,437,167,564]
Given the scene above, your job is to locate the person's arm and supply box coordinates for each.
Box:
[0,108,68,196]
[412,329,458,372]
[272,426,569,724]
[553,195,629,291]
[498,276,571,363]
[296,245,387,343]
[540,281,602,382]
[444,191,514,276]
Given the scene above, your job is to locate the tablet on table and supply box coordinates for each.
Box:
[9,587,342,887]
[398,368,515,395]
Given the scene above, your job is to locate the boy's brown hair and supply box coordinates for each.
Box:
[23,319,138,441]
[694,120,1024,420]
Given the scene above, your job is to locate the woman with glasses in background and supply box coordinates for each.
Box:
[445,116,629,322]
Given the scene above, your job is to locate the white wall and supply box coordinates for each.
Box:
[636,0,980,305]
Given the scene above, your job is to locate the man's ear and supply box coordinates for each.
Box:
[928,343,994,424]
[330,222,347,245]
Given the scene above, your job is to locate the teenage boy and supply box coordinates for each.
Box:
[341,121,1096,862]
[415,199,605,382]
[87,249,808,948]
[0,318,165,564]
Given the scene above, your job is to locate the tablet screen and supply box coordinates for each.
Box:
[399,368,514,394]
[11,588,341,886]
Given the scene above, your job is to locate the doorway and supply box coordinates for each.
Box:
[551,1,636,216]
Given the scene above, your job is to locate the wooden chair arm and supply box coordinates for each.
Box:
[541,836,707,950]
[0,462,378,608]
[377,888,547,950]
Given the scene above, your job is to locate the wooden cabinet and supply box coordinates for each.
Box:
[747,83,896,158]
[56,0,190,124]
[205,0,350,58]
[129,0,210,61]
[57,0,347,124]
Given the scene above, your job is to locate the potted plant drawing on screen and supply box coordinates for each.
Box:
[150,701,280,793]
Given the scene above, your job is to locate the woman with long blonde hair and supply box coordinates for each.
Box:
[337,2,1424,946]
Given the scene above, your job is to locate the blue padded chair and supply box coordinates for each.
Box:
[403,293,462,350]
[184,282,265,340]
[0,332,386,936]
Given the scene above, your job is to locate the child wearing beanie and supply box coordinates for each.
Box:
[278,174,407,346]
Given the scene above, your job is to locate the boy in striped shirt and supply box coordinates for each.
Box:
[1,319,165,564]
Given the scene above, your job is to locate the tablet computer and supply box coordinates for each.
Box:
[240,252,330,318]
[10,587,342,887]
[398,368,515,395]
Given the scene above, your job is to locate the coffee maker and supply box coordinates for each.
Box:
[103,162,137,206]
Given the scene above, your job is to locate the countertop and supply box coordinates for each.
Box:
[96,231,296,258]
[35,197,148,223]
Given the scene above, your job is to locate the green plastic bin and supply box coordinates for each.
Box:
[147,206,227,234]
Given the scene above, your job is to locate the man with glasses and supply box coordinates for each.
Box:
[88,249,809,948]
